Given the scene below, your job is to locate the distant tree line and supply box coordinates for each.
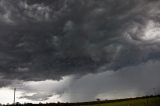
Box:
[2,95,160,106]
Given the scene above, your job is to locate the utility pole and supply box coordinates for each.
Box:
[13,88,16,104]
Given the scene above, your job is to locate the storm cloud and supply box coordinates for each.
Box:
[3,60,159,103]
[0,0,160,83]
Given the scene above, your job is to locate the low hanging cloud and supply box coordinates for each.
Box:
[8,76,73,102]
[64,60,160,102]
[0,0,160,83]
[6,60,160,102]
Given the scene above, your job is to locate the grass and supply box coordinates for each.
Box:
[81,96,160,106]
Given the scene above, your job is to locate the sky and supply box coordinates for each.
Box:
[0,0,160,104]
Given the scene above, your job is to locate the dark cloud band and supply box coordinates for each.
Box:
[0,0,160,83]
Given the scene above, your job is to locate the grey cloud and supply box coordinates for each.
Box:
[10,60,160,102]
[0,0,160,83]
[20,93,53,101]
[0,79,12,87]
[61,60,160,102]
[8,77,72,101]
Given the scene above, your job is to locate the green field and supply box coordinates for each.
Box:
[82,96,160,106]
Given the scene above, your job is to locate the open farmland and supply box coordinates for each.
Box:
[82,96,160,106]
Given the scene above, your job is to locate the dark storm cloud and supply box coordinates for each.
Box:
[0,0,160,83]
